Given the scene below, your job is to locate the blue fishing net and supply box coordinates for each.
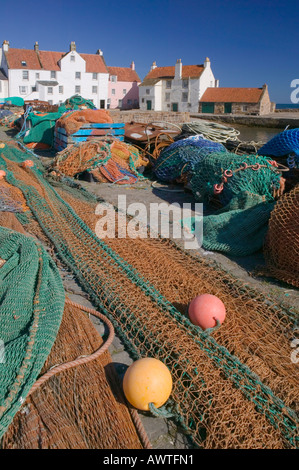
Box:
[258,129,299,168]
[153,135,226,182]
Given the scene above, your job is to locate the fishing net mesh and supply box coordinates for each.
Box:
[1,300,144,449]
[51,138,147,184]
[264,184,299,288]
[0,142,298,449]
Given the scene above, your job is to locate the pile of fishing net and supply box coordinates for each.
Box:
[153,135,227,183]
[258,128,299,169]
[63,94,97,111]
[0,227,65,438]
[55,109,113,136]
[264,184,299,288]
[0,141,298,449]
[0,110,22,128]
[0,217,148,448]
[188,151,286,255]
[51,137,148,184]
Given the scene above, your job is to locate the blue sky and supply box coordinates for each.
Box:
[1,0,298,102]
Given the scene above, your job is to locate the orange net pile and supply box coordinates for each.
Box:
[0,143,298,449]
[264,184,299,288]
[1,299,145,449]
[51,138,148,184]
[56,109,113,135]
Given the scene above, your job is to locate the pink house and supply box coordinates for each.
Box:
[107,62,140,109]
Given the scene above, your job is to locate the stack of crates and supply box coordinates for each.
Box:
[54,122,125,151]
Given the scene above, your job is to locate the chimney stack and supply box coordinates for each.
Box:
[130,61,135,71]
[204,57,210,68]
[70,41,76,52]
[151,61,157,70]
[34,41,39,52]
[2,40,9,52]
[175,58,182,79]
[96,49,103,56]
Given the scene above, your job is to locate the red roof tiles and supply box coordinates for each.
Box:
[4,48,108,73]
[200,87,264,103]
[107,66,141,82]
[80,53,108,73]
[145,65,204,80]
[5,48,42,70]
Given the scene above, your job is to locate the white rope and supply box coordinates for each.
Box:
[183,120,240,143]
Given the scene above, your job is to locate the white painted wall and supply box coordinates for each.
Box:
[1,47,109,107]
[139,81,162,111]
[139,59,218,113]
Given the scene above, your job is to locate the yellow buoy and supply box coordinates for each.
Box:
[123,357,172,411]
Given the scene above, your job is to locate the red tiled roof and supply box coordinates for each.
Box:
[39,50,64,71]
[5,48,108,73]
[200,87,264,103]
[5,48,42,69]
[107,66,140,82]
[80,53,108,73]
[144,65,204,80]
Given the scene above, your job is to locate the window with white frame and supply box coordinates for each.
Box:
[36,72,40,79]
[182,92,188,102]
[48,87,53,94]
[92,86,98,94]
[111,75,117,83]
[146,89,150,95]
[70,55,75,62]
[92,73,98,80]
[21,61,27,66]
[112,89,115,95]
[107,98,111,104]
[51,71,56,79]
[75,71,81,79]
[166,80,172,89]
[22,70,29,80]
[118,99,122,107]
[31,86,37,92]
[123,89,127,95]
[182,79,188,89]
[59,86,63,94]
[165,92,170,102]
[19,86,27,95]
[75,85,81,93]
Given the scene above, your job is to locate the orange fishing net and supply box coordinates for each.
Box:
[56,109,113,135]
[1,299,146,449]
[1,144,298,449]
[51,138,148,183]
[264,184,299,288]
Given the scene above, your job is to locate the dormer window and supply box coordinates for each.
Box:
[21,61,27,66]
[111,75,117,83]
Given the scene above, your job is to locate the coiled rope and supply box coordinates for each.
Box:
[182,120,240,143]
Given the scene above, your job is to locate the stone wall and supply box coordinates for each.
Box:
[109,109,190,124]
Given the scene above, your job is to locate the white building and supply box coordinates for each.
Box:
[0,68,8,100]
[0,40,109,108]
[139,58,219,113]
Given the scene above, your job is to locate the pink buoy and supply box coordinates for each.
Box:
[0,170,6,179]
[188,294,226,330]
